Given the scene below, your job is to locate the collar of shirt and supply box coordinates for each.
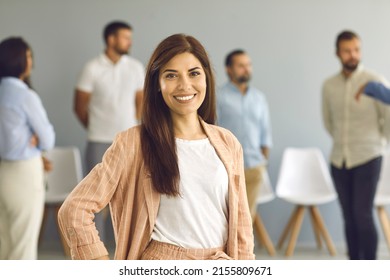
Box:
[337,64,364,81]
[1,77,28,89]
[100,53,127,67]
[227,81,251,95]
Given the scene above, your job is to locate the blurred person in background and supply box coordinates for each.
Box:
[217,49,272,222]
[0,37,55,259]
[322,30,390,260]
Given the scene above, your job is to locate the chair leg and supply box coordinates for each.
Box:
[310,206,336,256]
[309,206,322,250]
[377,206,390,251]
[55,206,71,258]
[277,206,300,249]
[254,213,276,256]
[285,205,305,256]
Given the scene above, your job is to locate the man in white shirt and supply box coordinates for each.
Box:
[73,21,144,242]
[322,30,390,260]
[74,21,145,173]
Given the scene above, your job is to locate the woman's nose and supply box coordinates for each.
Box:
[178,76,191,91]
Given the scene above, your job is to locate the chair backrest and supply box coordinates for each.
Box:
[256,168,275,204]
[44,146,83,204]
[375,150,390,206]
[275,147,337,205]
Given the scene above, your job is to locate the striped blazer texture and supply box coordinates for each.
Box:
[58,119,255,260]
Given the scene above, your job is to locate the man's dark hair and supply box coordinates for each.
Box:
[225,49,246,67]
[103,21,132,44]
[336,30,359,51]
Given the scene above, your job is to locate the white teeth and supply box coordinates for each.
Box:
[175,95,195,101]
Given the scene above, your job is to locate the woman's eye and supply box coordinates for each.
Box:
[165,73,176,79]
[190,71,201,77]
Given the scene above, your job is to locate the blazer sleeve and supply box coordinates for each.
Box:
[58,132,127,260]
[234,140,256,260]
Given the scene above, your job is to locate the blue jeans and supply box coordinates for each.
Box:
[331,156,382,260]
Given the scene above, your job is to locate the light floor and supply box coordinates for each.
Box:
[255,242,390,260]
[37,239,390,260]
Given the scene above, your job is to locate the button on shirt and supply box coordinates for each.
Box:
[0,77,55,160]
[217,82,272,168]
[322,65,390,169]
[77,54,145,142]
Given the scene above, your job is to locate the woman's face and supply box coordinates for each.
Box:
[159,52,207,120]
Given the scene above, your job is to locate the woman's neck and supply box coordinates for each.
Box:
[172,114,206,140]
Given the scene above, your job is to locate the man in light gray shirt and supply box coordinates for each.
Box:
[322,30,390,260]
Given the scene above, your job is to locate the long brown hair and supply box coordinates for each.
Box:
[141,33,216,196]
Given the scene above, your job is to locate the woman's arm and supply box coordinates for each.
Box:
[24,91,55,151]
[235,142,256,260]
[58,132,127,260]
[356,81,390,104]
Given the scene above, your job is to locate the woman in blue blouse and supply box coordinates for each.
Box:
[0,37,55,259]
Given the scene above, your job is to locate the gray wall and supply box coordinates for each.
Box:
[1,0,390,246]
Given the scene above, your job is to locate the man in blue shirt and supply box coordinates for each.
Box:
[217,49,272,221]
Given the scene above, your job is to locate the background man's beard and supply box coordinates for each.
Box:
[114,47,129,55]
[237,75,251,84]
[343,61,359,72]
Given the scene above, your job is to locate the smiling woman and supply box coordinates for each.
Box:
[159,52,207,133]
[58,33,254,260]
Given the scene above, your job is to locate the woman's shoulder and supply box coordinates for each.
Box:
[115,125,142,143]
[111,126,140,150]
[19,88,45,109]
[207,123,233,135]
[204,123,241,148]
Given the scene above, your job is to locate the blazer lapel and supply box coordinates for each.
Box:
[200,119,239,256]
[200,119,235,173]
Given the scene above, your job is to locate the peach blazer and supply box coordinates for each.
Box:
[58,119,255,260]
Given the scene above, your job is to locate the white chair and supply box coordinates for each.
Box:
[275,147,337,257]
[256,169,276,204]
[39,146,83,257]
[375,150,390,252]
[254,169,276,256]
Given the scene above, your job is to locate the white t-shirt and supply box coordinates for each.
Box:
[77,53,145,142]
[151,138,229,249]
